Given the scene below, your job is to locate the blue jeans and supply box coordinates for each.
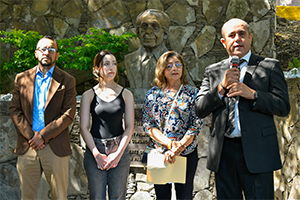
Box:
[84,137,130,200]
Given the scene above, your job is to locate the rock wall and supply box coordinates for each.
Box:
[0,78,299,200]
[1,0,278,93]
[274,78,300,200]
[1,0,299,199]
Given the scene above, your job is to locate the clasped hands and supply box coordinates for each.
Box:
[164,141,185,164]
[221,68,255,100]
[28,131,45,151]
[94,152,119,170]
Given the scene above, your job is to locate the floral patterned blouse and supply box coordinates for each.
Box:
[142,84,202,155]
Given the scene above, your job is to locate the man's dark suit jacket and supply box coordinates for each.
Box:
[195,54,290,173]
[10,66,77,157]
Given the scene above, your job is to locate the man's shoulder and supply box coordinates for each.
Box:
[124,47,143,67]
[250,54,279,65]
[54,66,75,80]
[15,66,36,79]
[206,58,229,70]
[124,47,142,59]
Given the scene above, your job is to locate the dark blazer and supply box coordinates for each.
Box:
[195,54,290,173]
[10,66,77,157]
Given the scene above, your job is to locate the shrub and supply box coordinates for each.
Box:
[288,56,300,76]
[57,28,136,71]
[0,29,42,93]
[0,28,137,92]
[288,56,300,70]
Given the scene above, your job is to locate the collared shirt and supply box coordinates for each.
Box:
[32,66,55,132]
[229,51,251,138]
[140,43,167,62]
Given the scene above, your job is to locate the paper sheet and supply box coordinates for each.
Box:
[147,152,166,169]
[146,153,187,184]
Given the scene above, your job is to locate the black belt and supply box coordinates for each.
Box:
[224,136,241,143]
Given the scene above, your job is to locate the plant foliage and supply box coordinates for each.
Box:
[288,56,300,70]
[288,56,300,75]
[0,29,43,72]
[57,28,136,71]
[0,28,136,73]
[0,28,136,92]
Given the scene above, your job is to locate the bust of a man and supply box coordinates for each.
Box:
[124,9,170,101]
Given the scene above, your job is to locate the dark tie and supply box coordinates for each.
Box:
[225,59,246,136]
[141,54,157,88]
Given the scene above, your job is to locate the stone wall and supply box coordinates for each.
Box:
[0,78,299,200]
[274,78,300,200]
[1,0,278,93]
[1,0,299,199]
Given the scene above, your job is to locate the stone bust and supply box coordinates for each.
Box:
[124,9,170,102]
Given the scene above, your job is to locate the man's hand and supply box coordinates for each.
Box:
[219,68,240,95]
[227,82,256,100]
[222,68,240,88]
[28,131,45,151]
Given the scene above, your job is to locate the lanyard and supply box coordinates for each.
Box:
[164,84,183,132]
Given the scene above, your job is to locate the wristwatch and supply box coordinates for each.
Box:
[254,91,259,101]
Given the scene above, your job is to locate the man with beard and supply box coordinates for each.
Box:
[10,36,77,200]
[124,9,170,101]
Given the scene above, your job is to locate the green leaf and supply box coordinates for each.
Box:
[292,56,300,68]
[1,28,137,91]
[288,61,294,69]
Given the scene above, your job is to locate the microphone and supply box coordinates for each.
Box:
[231,55,240,100]
[231,56,240,70]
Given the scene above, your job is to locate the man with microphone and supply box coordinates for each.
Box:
[195,18,290,199]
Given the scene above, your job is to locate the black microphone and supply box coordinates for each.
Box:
[231,56,240,70]
[231,55,240,100]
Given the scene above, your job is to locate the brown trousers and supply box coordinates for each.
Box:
[17,144,69,200]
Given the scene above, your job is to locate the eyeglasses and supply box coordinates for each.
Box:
[37,47,57,54]
[166,63,182,70]
[141,22,161,32]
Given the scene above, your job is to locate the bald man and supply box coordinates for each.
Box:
[195,18,290,199]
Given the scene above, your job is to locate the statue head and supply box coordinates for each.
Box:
[136,9,170,51]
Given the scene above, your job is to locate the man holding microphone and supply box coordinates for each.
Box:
[195,18,290,199]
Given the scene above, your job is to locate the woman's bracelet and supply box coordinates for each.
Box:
[167,140,173,149]
[180,141,186,149]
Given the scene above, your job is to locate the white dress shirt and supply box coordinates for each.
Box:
[218,51,252,138]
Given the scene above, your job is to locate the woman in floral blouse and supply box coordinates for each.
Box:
[142,51,203,199]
